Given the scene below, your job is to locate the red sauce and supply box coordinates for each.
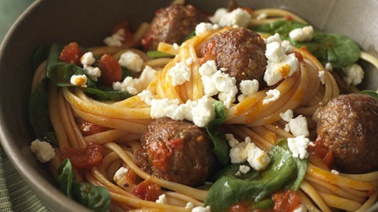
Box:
[272,190,300,212]
[62,143,104,169]
[141,36,153,51]
[148,140,172,172]
[78,120,108,136]
[308,137,334,168]
[97,54,122,86]
[59,42,85,65]
[132,179,162,201]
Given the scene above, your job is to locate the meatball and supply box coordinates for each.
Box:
[141,4,209,51]
[135,118,215,186]
[200,27,267,87]
[316,94,378,173]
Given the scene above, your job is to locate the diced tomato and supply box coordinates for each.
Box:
[78,120,108,136]
[62,143,104,169]
[141,36,153,51]
[112,20,134,45]
[272,190,300,212]
[308,137,334,168]
[59,42,85,65]
[148,140,172,172]
[229,203,253,212]
[285,15,293,21]
[132,179,162,201]
[97,54,122,86]
[294,51,304,61]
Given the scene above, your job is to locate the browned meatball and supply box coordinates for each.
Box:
[141,4,209,51]
[200,27,267,87]
[135,118,215,186]
[316,94,378,173]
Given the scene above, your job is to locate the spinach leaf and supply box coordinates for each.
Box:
[206,101,230,166]
[32,45,49,70]
[360,90,378,99]
[84,87,132,101]
[72,182,111,212]
[29,79,58,146]
[204,139,307,211]
[252,20,361,68]
[57,158,111,212]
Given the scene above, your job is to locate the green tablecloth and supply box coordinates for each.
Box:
[0,0,49,211]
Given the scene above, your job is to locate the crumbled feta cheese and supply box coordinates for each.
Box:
[228,136,271,171]
[318,70,325,85]
[168,61,191,86]
[118,51,144,72]
[195,22,220,37]
[113,167,129,182]
[210,8,251,28]
[225,134,239,148]
[150,96,215,127]
[263,89,281,104]
[279,109,294,122]
[256,13,267,20]
[287,135,310,159]
[80,52,96,66]
[156,194,168,204]
[325,62,333,71]
[83,66,101,82]
[331,169,340,175]
[199,60,238,108]
[113,66,158,95]
[70,74,87,87]
[289,115,309,137]
[185,202,194,209]
[104,29,125,47]
[237,79,259,102]
[293,204,307,212]
[289,26,314,42]
[342,63,364,86]
[264,34,299,86]
[192,206,211,212]
[238,165,251,175]
[30,139,55,163]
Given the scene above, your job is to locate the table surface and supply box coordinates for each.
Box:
[0,0,50,211]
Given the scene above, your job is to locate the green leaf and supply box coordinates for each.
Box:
[252,20,361,68]
[84,87,132,101]
[72,182,111,212]
[47,62,86,86]
[57,158,75,198]
[206,101,230,166]
[204,139,307,211]
[32,45,49,70]
[147,50,174,58]
[360,90,378,99]
[29,79,58,146]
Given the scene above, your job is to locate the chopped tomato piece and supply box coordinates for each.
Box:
[309,137,334,168]
[77,119,108,136]
[59,42,85,65]
[272,190,300,212]
[98,54,122,86]
[285,15,293,21]
[141,36,153,51]
[132,179,162,201]
[112,20,134,45]
[62,143,104,169]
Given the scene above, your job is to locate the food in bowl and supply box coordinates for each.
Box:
[26,0,378,211]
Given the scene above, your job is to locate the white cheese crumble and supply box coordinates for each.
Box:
[113,66,158,95]
[238,79,259,102]
[210,8,251,28]
[192,206,211,212]
[263,89,281,104]
[104,29,124,47]
[168,60,191,86]
[293,204,308,212]
[235,165,251,176]
[185,202,194,209]
[80,52,101,81]
[287,135,310,159]
[30,139,55,163]
[289,26,314,42]
[70,74,87,87]
[113,167,129,182]
[227,135,271,171]
[199,60,238,108]
[280,109,309,137]
[149,95,215,127]
[264,34,299,86]
[325,62,333,71]
[118,51,144,72]
[195,22,220,37]
[318,70,325,85]
[156,194,168,204]
[342,63,364,86]
[279,109,294,122]
[331,169,340,175]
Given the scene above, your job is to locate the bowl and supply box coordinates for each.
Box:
[0,0,377,211]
